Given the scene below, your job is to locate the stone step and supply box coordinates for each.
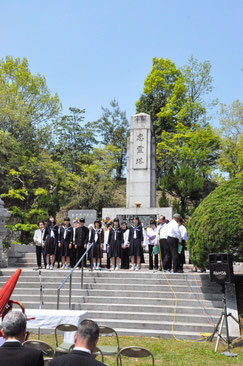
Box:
[76,302,223,316]
[11,293,223,309]
[5,281,221,295]
[12,287,221,301]
[88,317,216,333]
[0,269,211,282]
[86,310,218,324]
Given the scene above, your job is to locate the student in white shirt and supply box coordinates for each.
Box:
[33,221,46,269]
[145,220,158,270]
[157,215,171,271]
[178,218,187,273]
[165,213,181,273]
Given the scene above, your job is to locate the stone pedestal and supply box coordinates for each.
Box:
[0,198,11,267]
[126,113,156,208]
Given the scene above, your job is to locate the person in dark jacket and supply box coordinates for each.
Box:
[90,220,104,270]
[43,216,58,270]
[0,311,43,366]
[50,319,105,366]
[121,221,130,269]
[129,217,144,271]
[58,217,73,270]
[75,218,89,268]
[107,218,123,270]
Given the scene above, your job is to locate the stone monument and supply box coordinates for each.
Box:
[102,113,173,226]
[126,113,156,208]
[0,197,11,267]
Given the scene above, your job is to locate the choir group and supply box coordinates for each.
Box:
[33,213,187,272]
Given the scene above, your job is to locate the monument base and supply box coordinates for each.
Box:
[102,207,173,228]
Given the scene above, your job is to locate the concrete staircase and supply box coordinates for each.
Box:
[0,268,224,340]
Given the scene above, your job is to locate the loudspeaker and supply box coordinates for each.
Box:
[208,253,234,284]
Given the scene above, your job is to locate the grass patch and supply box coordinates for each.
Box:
[31,334,243,365]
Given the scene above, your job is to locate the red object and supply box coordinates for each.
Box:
[0,269,22,319]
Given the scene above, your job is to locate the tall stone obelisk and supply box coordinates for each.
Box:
[126,113,156,208]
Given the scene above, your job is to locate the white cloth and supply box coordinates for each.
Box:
[179,225,187,241]
[20,309,87,344]
[33,229,45,246]
[166,219,181,240]
[157,223,167,240]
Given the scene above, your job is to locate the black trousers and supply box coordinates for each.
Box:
[178,240,186,270]
[76,246,86,267]
[148,245,158,269]
[159,239,171,270]
[36,245,46,267]
[167,236,179,273]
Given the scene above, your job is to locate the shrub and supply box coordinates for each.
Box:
[187,177,243,268]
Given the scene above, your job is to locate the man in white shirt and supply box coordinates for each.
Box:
[33,221,46,269]
[157,215,171,271]
[165,213,181,273]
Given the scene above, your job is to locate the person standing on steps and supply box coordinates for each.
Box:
[157,215,171,271]
[90,220,104,270]
[59,217,73,270]
[145,219,158,270]
[178,218,187,273]
[43,216,58,270]
[164,213,181,273]
[75,218,89,269]
[108,218,123,270]
[129,217,144,271]
[121,221,130,269]
[33,221,46,269]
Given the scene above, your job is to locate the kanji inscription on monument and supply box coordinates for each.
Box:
[133,129,147,169]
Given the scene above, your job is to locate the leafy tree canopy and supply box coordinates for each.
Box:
[217,99,243,178]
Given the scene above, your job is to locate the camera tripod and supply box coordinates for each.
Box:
[209,283,240,357]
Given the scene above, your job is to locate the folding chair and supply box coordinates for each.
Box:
[98,325,120,357]
[23,340,54,361]
[116,346,155,365]
[54,323,78,356]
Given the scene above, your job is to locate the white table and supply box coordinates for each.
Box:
[25,309,87,343]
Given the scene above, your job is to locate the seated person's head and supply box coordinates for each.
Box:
[2,312,27,343]
[74,319,99,353]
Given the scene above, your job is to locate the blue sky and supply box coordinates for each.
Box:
[1,0,242,126]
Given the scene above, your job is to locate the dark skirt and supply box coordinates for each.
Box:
[129,239,143,257]
[109,240,122,258]
[45,238,57,256]
[60,241,73,257]
[92,242,102,259]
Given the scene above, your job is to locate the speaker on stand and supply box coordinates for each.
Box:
[208,253,240,357]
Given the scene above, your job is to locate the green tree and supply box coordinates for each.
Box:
[0,56,61,148]
[157,123,220,216]
[217,99,243,178]
[2,151,77,243]
[187,177,243,268]
[136,57,216,143]
[68,145,121,215]
[136,57,184,139]
[90,99,129,179]
[53,107,96,173]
